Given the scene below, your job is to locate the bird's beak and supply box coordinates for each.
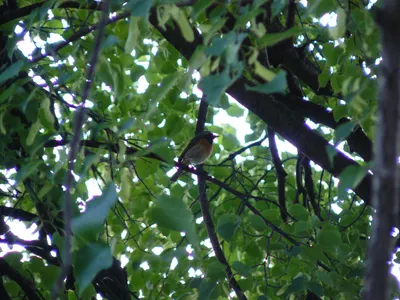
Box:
[213,134,219,139]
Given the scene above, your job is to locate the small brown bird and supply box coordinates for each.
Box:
[170,131,218,182]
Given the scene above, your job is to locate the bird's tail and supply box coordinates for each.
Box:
[170,169,184,182]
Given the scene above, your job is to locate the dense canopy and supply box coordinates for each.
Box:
[0,0,397,299]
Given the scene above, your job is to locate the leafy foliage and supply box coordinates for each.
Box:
[0,0,396,299]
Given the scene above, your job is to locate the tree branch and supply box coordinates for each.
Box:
[268,128,288,222]
[0,206,37,222]
[218,134,267,165]
[195,99,246,299]
[146,5,373,204]
[52,0,109,297]
[364,1,400,298]
[303,157,320,217]
[0,259,41,300]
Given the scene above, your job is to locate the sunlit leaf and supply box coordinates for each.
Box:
[151,195,200,251]
[246,70,287,94]
[125,17,139,54]
[258,27,307,48]
[71,184,117,241]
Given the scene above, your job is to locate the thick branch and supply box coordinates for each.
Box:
[146,6,373,204]
[0,206,37,222]
[0,259,41,300]
[364,2,400,298]
[228,79,372,204]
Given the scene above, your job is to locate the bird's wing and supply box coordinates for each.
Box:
[178,136,199,163]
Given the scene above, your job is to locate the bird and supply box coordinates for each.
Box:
[170,130,218,182]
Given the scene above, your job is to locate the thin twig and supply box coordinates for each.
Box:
[268,128,288,222]
[303,157,320,217]
[218,134,267,165]
[51,0,110,297]
[195,99,247,300]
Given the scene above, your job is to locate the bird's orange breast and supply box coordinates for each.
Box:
[183,139,213,165]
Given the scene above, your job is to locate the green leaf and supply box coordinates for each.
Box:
[232,261,252,278]
[317,223,341,248]
[338,165,368,200]
[307,0,336,17]
[135,158,160,179]
[258,27,306,48]
[318,67,330,88]
[288,275,307,293]
[325,145,337,168]
[389,272,400,298]
[272,0,288,17]
[294,220,312,234]
[288,204,309,221]
[198,279,217,300]
[191,0,214,21]
[0,83,17,104]
[307,281,324,297]
[39,97,55,131]
[216,214,240,242]
[334,122,356,145]
[226,104,244,117]
[246,70,287,94]
[270,241,286,250]
[286,246,302,257]
[46,19,64,34]
[205,32,246,57]
[222,133,240,151]
[276,283,289,296]
[322,43,339,66]
[151,195,199,251]
[3,252,23,268]
[125,17,139,53]
[171,8,195,42]
[329,7,346,40]
[200,63,243,106]
[40,265,60,290]
[127,0,153,17]
[74,243,113,295]
[15,160,43,183]
[247,214,268,232]
[253,60,276,81]
[165,112,185,136]
[0,61,25,84]
[235,8,263,28]
[98,59,115,87]
[333,104,348,121]
[152,72,181,103]
[130,65,146,82]
[300,244,325,263]
[71,183,117,241]
[206,259,226,281]
[26,121,40,146]
[316,270,334,287]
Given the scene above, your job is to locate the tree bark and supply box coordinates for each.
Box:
[364,1,400,298]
